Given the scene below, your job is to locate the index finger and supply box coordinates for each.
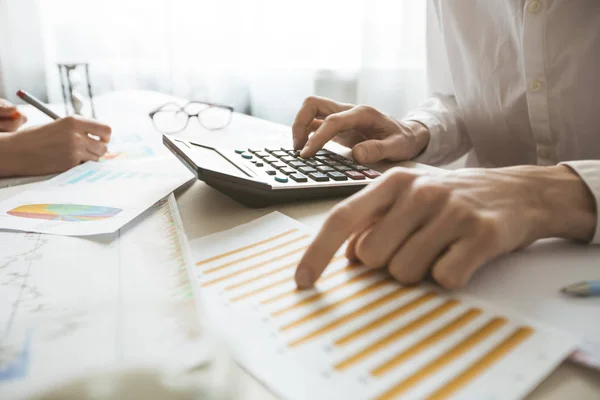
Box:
[294,174,405,288]
[292,96,352,150]
[66,117,112,143]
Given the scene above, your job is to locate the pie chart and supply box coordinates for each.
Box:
[7,204,122,222]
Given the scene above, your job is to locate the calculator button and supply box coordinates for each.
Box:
[266,170,276,175]
[266,147,282,153]
[235,149,245,154]
[345,171,366,180]
[308,172,330,182]
[255,151,270,158]
[290,173,308,182]
[363,169,381,179]
[272,150,288,158]
[272,161,287,169]
[305,159,323,167]
[274,175,289,183]
[328,171,348,181]
[339,159,355,166]
[280,167,295,175]
[286,149,301,156]
[263,156,278,164]
[241,153,253,159]
[248,148,263,153]
[316,166,335,173]
[255,162,264,167]
[280,156,296,163]
[251,159,257,163]
[352,165,369,171]
[315,156,329,161]
[289,161,307,168]
[335,165,352,172]
[298,166,318,174]
[316,149,333,156]
[323,159,342,167]
[330,154,347,161]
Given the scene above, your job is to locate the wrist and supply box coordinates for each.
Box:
[534,165,596,241]
[0,132,26,177]
[401,120,430,158]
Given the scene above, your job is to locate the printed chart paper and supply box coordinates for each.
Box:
[0,195,209,399]
[0,157,192,236]
[189,212,576,400]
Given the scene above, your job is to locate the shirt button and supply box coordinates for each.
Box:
[530,80,542,92]
[528,0,542,13]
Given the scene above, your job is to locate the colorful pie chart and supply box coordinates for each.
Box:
[7,204,122,222]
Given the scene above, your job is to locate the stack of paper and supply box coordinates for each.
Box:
[188,213,576,400]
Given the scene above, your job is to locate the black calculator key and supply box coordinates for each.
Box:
[255,162,264,167]
[289,161,307,168]
[328,171,348,181]
[286,150,301,156]
[272,150,288,158]
[322,159,342,167]
[248,148,263,153]
[316,166,335,173]
[255,151,270,158]
[266,147,282,152]
[352,165,369,171]
[251,159,257,163]
[272,161,287,169]
[315,156,329,161]
[334,165,352,172]
[330,154,347,161]
[316,149,333,156]
[280,167,296,175]
[280,156,296,163]
[298,166,317,174]
[338,159,355,166]
[263,156,278,164]
[308,172,330,182]
[305,159,323,167]
[290,173,308,182]
[266,170,276,175]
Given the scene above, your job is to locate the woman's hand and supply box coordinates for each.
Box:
[292,96,430,163]
[295,165,596,289]
[0,116,112,177]
[0,98,27,132]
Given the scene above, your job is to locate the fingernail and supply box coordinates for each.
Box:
[295,268,313,289]
[10,111,21,119]
[355,146,366,162]
[300,145,312,159]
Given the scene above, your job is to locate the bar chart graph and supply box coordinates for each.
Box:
[190,213,575,400]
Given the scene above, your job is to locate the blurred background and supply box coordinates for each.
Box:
[0,0,427,126]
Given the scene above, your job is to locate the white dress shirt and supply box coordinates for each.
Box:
[405,0,600,242]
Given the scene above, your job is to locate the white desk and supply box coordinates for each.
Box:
[7,90,600,399]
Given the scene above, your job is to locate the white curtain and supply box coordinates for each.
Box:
[0,0,427,125]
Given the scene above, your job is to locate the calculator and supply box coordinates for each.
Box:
[163,135,381,207]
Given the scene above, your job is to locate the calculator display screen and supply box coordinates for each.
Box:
[188,142,252,179]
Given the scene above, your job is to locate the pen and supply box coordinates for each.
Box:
[16,89,60,120]
[560,280,600,297]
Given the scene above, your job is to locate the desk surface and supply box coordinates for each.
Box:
[8,90,600,399]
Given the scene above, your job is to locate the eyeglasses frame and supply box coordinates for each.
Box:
[149,101,234,133]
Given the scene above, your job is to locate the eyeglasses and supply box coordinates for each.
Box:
[149,101,234,134]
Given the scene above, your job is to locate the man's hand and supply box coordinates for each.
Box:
[292,96,430,163]
[0,98,27,132]
[295,165,596,289]
[0,116,112,177]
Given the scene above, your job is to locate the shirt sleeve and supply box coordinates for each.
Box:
[559,160,600,244]
[403,0,472,166]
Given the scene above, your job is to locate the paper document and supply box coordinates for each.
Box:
[188,212,576,400]
[0,157,192,236]
[0,195,209,399]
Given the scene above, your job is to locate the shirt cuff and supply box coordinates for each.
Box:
[403,111,445,165]
[560,160,600,244]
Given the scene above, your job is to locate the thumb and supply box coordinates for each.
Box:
[352,135,414,164]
